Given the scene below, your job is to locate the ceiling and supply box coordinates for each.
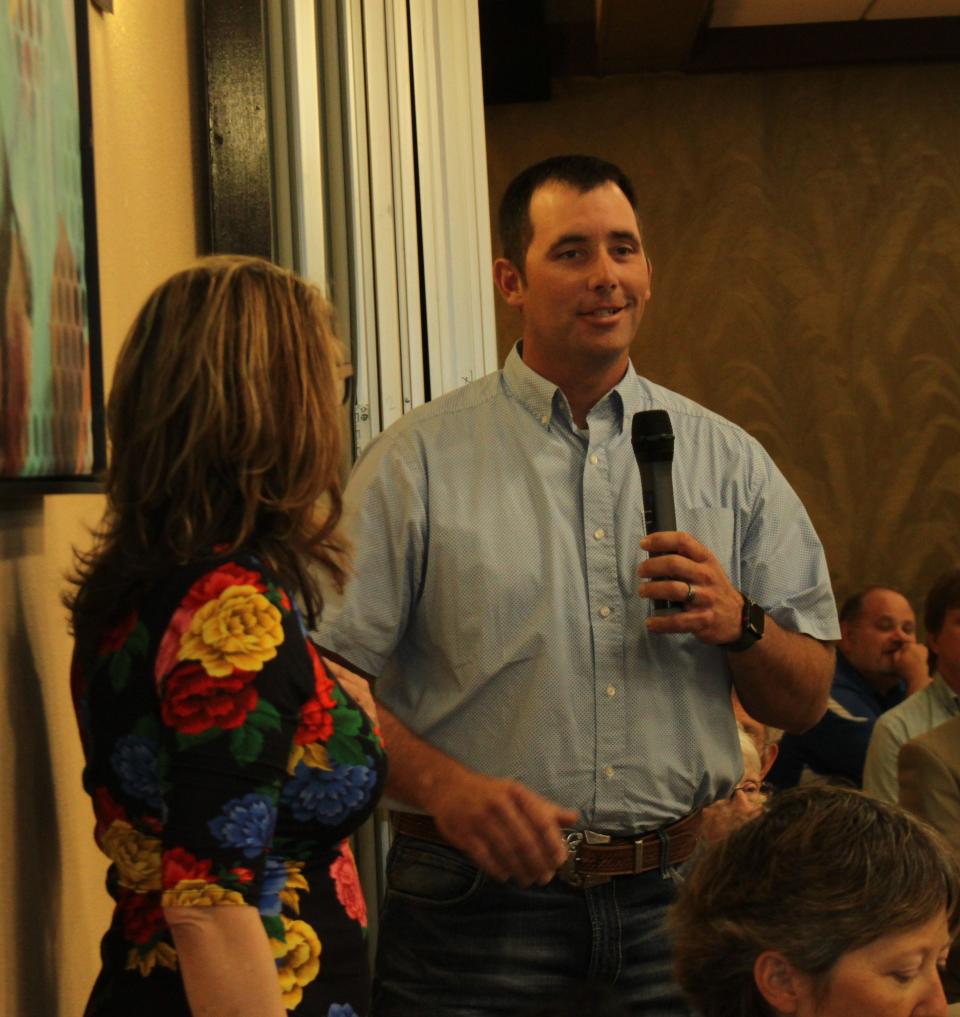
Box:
[708,0,960,27]
[480,0,960,102]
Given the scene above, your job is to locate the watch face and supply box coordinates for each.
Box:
[746,601,765,637]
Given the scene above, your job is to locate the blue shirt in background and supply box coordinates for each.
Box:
[769,652,905,788]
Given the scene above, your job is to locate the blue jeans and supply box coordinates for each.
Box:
[371,835,696,1017]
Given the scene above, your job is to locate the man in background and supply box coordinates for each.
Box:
[864,568,960,802]
[899,713,960,1002]
[769,586,930,788]
[319,154,837,1015]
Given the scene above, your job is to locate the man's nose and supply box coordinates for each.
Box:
[588,252,618,289]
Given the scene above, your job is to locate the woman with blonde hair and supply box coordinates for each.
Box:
[67,255,386,1017]
[670,785,958,1017]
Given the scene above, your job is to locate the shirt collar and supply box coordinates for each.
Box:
[502,340,644,435]
[931,671,960,714]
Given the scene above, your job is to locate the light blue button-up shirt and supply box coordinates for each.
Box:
[317,344,839,833]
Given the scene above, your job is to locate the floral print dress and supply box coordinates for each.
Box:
[72,555,387,1017]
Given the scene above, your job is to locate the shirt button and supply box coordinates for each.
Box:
[603,765,615,779]
[606,684,616,698]
[540,413,550,425]
[598,605,611,618]
[594,528,605,540]
[589,453,599,466]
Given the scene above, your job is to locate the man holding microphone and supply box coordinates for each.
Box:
[319,155,837,1015]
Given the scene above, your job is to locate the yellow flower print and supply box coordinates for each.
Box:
[101,820,161,891]
[286,740,331,775]
[126,941,178,976]
[178,585,284,677]
[161,880,246,907]
[271,915,321,1009]
[279,861,310,915]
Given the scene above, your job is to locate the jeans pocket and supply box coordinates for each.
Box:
[386,836,485,907]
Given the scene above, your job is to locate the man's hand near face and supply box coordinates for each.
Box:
[892,640,931,695]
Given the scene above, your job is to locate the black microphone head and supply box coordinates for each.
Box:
[631,409,674,463]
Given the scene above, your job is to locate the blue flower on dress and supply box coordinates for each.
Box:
[327,1005,358,1017]
[257,855,288,916]
[110,735,162,810]
[280,758,377,825]
[209,793,277,858]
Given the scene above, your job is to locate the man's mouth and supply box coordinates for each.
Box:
[580,306,626,318]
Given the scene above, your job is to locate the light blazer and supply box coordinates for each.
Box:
[899,713,960,849]
[899,714,960,1004]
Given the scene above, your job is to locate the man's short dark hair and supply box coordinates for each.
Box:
[497,154,641,277]
[924,566,960,636]
[838,585,902,625]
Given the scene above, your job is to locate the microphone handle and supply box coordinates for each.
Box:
[639,459,681,613]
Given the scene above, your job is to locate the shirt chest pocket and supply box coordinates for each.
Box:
[681,507,738,588]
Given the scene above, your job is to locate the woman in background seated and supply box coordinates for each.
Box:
[671,785,958,1017]
[67,256,386,1017]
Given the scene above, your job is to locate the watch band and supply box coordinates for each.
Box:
[722,593,765,652]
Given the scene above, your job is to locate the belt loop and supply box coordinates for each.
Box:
[655,826,671,880]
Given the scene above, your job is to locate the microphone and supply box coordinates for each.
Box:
[631,409,680,613]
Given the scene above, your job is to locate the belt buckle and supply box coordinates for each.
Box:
[557,830,612,889]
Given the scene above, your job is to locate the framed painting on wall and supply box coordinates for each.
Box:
[0,0,104,492]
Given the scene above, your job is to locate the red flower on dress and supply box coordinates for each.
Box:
[118,889,166,945]
[230,866,255,883]
[294,644,337,745]
[182,563,266,611]
[330,840,367,927]
[161,659,258,734]
[93,786,128,845]
[162,847,213,887]
[100,612,138,655]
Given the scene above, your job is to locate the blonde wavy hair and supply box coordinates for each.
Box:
[66,255,348,653]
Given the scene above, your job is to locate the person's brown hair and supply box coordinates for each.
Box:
[66,255,348,657]
[670,785,960,1017]
[498,154,642,278]
[924,566,960,637]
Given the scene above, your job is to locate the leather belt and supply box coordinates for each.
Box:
[389,809,703,889]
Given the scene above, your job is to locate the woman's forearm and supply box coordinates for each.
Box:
[164,904,285,1017]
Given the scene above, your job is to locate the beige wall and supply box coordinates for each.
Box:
[486,64,960,618]
[0,4,205,1014]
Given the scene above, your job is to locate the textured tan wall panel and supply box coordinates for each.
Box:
[486,63,960,617]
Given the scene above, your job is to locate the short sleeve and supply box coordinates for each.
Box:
[155,560,311,908]
[315,431,428,677]
[739,445,839,642]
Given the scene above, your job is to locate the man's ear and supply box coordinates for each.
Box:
[644,252,653,300]
[493,258,525,306]
[754,950,805,1014]
[760,742,779,779]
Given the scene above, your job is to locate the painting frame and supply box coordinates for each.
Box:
[0,0,106,495]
